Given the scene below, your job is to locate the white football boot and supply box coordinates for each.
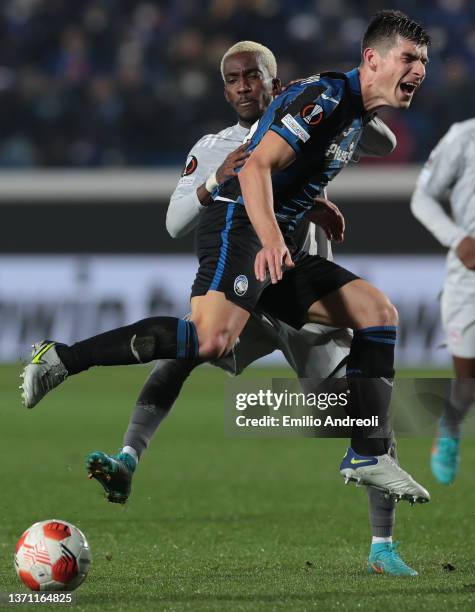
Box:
[340,447,430,505]
[20,341,68,409]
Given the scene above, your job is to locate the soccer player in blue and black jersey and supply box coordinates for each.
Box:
[188,11,431,504]
[22,12,431,509]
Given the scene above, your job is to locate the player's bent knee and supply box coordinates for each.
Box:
[382,302,399,327]
[360,297,398,328]
[373,301,398,327]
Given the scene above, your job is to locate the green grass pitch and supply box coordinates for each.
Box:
[0,364,474,611]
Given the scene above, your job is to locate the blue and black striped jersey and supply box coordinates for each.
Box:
[214,68,371,235]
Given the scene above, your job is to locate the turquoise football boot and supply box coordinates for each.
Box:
[431,423,460,485]
[368,542,417,576]
[86,451,136,504]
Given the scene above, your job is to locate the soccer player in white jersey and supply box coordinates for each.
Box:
[97,42,415,575]
[411,119,475,484]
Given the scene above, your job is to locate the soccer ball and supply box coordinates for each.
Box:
[14,519,91,591]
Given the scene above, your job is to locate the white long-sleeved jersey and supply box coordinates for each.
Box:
[411,119,475,286]
[166,117,396,258]
[166,123,248,239]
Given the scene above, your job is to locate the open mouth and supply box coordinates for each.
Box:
[400,82,418,95]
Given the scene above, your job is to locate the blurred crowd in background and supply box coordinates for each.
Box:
[0,0,473,167]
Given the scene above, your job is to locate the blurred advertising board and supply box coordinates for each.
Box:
[0,255,447,367]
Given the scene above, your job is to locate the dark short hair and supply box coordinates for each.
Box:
[362,10,431,56]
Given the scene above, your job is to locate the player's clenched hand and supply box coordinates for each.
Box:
[305,196,345,243]
[255,241,295,284]
[456,236,475,270]
[216,144,250,184]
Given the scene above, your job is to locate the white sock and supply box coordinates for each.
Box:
[121,446,138,464]
[372,536,392,545]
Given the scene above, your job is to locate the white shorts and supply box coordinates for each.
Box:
[441,286,475,358]
[215,312,352,379]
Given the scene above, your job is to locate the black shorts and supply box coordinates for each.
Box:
[191,202,359,329]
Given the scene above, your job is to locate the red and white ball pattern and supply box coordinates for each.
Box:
[14,520,91,591]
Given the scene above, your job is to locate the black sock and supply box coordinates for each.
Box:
[346,326,396,456]
[367,437,397,537]
[123,359,198,458]
[56,317,199,375]
[442,378,475,437]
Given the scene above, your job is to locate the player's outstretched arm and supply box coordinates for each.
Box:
[411,125,468,250]
[238,131,295,283]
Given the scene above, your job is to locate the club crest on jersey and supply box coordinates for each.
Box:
[234,275,248,296]
[181,155,198,177]
[300,104,324,126]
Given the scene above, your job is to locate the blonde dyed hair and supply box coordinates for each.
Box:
[220,41,277,81]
